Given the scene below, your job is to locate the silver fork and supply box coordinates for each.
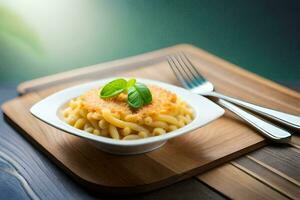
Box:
[167,52,295,142]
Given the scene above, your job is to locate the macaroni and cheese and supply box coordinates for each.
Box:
[61,85,194,140]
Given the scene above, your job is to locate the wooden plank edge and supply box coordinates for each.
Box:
[246,155,300,187]
[0,107,182,195]
[290,135,300,149]
[197,163,289,200]
[16,45,179,95]
[232,158,300,199]
[1,99,268,195]
[17,44,300,100]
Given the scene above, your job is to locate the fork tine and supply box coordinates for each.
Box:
[173,54,197,87]
[172,54,199,88]
[179,52,206,84]
[167,56,193,88]
[176,53,200,85]
[172,54,197,87]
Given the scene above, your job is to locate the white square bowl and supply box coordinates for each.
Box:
[30,78,224,155]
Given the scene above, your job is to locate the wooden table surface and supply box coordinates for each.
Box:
[1,1,299,199]
[1,83,299,200]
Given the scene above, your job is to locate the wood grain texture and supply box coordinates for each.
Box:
[0,156,35,200]
[0,87,95,200]
[122,179,227,200]
[198,163,289,200]
[2,44,300,194]
[0,86,227,199]
[198,145,300,200]
[234,155,300,199]
[291,135,300,148]
[247,146,300,184]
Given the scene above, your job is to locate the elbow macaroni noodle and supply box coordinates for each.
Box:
[61,86,194,140]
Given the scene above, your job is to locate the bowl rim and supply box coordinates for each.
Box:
[30,78,225,146]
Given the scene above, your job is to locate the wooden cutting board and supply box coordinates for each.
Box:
[2,44,300,194]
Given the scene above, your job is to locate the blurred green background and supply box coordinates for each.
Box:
[0,0,299,87]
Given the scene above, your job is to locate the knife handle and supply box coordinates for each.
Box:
[217,99,291,143]
[209,91,300,130]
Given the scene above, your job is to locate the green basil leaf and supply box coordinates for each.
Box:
[127,86,144,108]
[135,82,152,105]
[100,78,127,99]
[126,78,136,89]
[127,82,152,108]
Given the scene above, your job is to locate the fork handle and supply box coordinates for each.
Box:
[208,91,300,130]
[217,99,291,142]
